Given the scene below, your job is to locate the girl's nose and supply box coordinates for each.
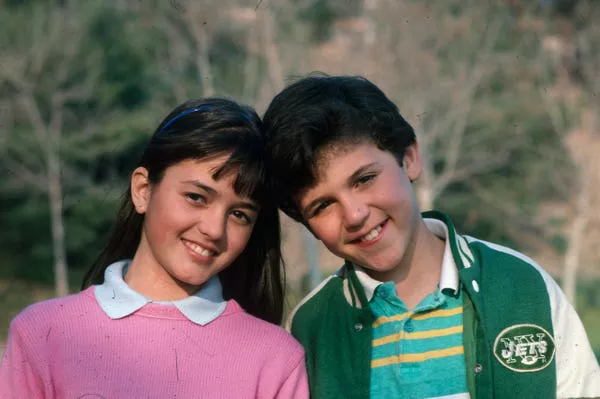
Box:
[197,211,226,242]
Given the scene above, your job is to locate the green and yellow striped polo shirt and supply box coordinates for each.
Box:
[356,219,470,399]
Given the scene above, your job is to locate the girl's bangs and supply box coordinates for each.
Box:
[212,147,267,202]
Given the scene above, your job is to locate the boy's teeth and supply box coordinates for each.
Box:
[360,224,382,242]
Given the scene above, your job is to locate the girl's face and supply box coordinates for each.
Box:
[130,155,259,298]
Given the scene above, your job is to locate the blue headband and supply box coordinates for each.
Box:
[157,105,215,135]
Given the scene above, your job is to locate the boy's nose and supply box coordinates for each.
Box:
[342,200,369,230]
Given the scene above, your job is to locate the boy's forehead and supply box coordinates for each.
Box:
[313,139,372,179]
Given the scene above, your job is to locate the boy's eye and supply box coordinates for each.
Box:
[356,173,376,186]
[310,200,333,218]
[185,193,206,204]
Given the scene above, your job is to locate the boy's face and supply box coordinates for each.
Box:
[295,141,422,276]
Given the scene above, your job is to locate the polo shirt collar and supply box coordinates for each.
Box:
[353,216,460,302]
[94,260,227,325]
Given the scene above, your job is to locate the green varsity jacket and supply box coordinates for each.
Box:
[287,211,600,399]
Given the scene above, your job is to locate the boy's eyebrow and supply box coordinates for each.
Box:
[348,162,379,183]
[181,180,260,212]
[303,196,325,216]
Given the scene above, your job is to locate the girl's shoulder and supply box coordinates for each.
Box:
[10,288,96,331]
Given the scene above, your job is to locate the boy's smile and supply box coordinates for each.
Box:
[296,141,424,280]
[350,218,388,247]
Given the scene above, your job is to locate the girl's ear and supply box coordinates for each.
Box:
[131,167,151,215]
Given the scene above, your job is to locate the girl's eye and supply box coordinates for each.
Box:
[185,193,206,204]
[231,210,252,225]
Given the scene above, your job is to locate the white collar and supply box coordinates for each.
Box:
[354,217,460,301]
[94,260,227,325]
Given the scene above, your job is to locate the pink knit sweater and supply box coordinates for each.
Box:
[0,288,308,398]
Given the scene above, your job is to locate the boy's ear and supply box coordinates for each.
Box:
[301,220,321,240]
[131,167,151,214]
[292,207,321,240]
[403,142,423,183]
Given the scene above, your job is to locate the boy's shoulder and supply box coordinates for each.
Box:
[424,210,555,284]
[285,268,347,332]
[464,235,556,282]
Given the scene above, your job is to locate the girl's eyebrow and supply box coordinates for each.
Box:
[181,180,260,212]
[235,201,260,212]
[181,180,217,195]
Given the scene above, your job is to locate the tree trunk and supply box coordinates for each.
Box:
[195,30,214,97]
[562,182,590,307]
[47,145,69,297]
[184,6,215,97]
[262,7,285,92]
[260,5,321,289]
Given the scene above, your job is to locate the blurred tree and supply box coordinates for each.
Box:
[363,1,519,212]
[538,0,600,305]
[0,0,597,307]
[0,2,160,290]
[297,0,559,245]
[0,1,100,296]
[148,0,241,101]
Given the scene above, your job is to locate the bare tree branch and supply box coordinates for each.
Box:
[3,154,47,191]
[0,3,101,297]
[261,6,285,92]
[18,94,48,145]
[184,2,215,97]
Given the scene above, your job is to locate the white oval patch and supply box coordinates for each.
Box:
[493,323,555,373]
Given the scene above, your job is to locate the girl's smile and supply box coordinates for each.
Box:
[126,156,258,301]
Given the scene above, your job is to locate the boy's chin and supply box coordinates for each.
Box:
[356,262,399,275]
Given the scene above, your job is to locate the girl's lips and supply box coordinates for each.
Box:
[182,239,216,263]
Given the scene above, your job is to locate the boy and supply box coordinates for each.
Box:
[262,75,600,398]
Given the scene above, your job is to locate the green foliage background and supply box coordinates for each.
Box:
[0,0,598,361]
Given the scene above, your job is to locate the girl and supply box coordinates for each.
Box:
[0,99,308,398]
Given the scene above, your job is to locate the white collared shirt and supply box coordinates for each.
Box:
[94,260,227,325]
[354,217,459,301]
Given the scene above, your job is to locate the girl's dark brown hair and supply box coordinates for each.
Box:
[81,98,285,324]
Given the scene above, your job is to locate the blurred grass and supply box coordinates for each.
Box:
[0,279,54,341]
[580,307,600,359]
[0,270,84,343]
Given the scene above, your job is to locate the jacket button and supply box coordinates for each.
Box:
[354,323,363,332]
[474,364,483,374]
